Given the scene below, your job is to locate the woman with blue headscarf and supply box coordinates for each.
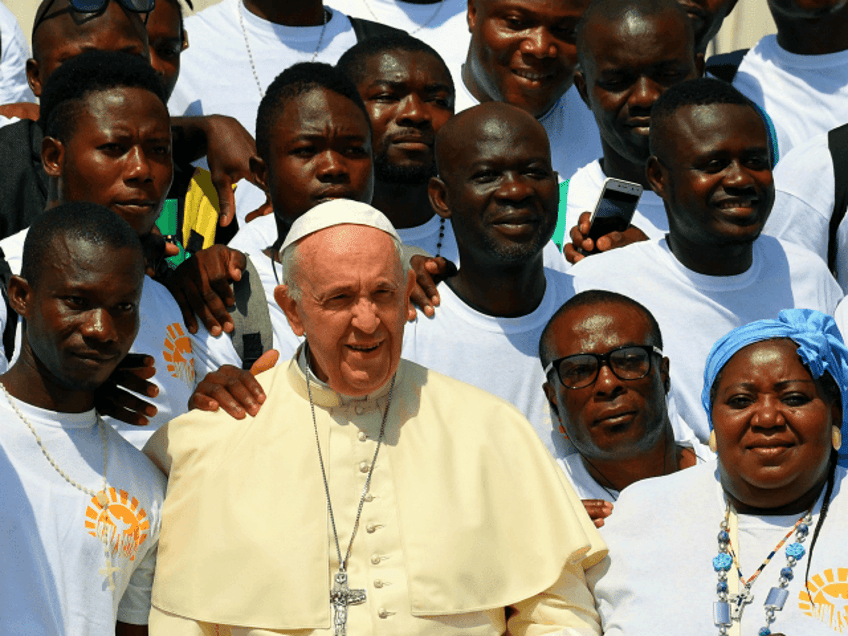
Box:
[588,308,848,636]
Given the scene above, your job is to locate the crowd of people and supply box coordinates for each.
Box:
[1,0,848,634]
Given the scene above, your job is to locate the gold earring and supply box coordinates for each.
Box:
[709,430,717,453]
[833,427,842,452]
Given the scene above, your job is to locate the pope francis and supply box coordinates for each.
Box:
[144,200,607,635]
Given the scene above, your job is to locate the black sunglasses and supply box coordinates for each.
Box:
[34,0,155,36]
[544,345,663,390]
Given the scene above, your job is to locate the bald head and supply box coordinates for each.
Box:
[29,0,149,97]
[435,102,550,179]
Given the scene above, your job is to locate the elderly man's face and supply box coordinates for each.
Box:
[466,0,588,118]
[279,225,414,397]
[543,302,669,459]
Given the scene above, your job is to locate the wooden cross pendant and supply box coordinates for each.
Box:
[729,587,754,621]
[330,569,366,636]
[99,557,121,591]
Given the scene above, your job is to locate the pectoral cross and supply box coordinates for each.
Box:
[99,557,121,591]
[330,569,366,636]
[729,586,754,621]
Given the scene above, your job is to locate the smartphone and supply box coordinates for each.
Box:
[584,178,643,253]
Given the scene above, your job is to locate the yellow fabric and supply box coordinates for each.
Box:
[181,167,223,251]
[145,356,606,632]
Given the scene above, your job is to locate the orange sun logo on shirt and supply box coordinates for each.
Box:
[799,568,848,632]
[84,487,149,562]
[163,322,195,385]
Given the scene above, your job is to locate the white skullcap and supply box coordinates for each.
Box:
[279,199,401,255]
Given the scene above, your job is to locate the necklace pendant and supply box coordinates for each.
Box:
[330,570,366,636]
[730,587,754,621]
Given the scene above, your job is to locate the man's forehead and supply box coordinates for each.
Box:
[581,10,691,64]
[553,304,652,354]
[477,0,588,19]
[667,103,767,153]
[363,49,451,85]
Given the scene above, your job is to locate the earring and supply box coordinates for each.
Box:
[833,427,842,452]
[709,430,717,453]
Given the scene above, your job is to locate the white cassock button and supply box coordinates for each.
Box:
[364,493,374,502]
[355,405,364,415]
[378,608,389,619]
[366,524,376,533]
[359,462,369,473]
[371,555,381,565]
[358,431,367,442]
[374,580,384,589]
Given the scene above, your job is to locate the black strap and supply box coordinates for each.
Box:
[348,16,406,41]
[827,123,848,274]
[705,49,749,83]
[228,255,274,370]
[0,248,17,362]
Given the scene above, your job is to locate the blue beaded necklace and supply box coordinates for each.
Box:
[713,503,813,636]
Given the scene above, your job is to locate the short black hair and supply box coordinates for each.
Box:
[649,77,760,159]
[39,49,167,141]
[539,290,663,369]
[336,33,454,95]
[21,202,143,289]
[255,61,370,161]
[576,0,693,68]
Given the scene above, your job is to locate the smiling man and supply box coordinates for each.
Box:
[567,77,842,443]
[401,101,577,456]
[144,199,606,636]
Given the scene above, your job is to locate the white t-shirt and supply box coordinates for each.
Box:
[560,159,667,244]
[590,461,848,636]
[169,0,360,224]
[0,229,197,449]
[401,268,575,456]
[0,2,36,108]
[763,130,848,291]
[556,441,713,502]
[455,78,603,188]
[569,236,843,443]
[228,212,570,272]
[0,395,166,633]
[733,35,848,160]
[189,247,303,380]
[326,0,470,84]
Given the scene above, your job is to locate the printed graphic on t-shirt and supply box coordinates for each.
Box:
[84,486,149,563]
[164,322,195,385]
[800,569,848,632]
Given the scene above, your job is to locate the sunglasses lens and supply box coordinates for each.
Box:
[69,0,107,10]
[122,0,155,10]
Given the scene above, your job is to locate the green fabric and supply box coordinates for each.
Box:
[552,179,570,251]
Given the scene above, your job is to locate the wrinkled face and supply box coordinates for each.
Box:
[30,0,149,97]
[146,0,183,100]
[281,225,414,397]
[576,11,700,166]
[441,115,558,266]
[24,236,143,392]
[677,0,738,51]
[544,303,669,459]
[768,0,848,18]
[51,87,173,237]
[358,49,454,185]
[467,0,588,118]
[713,338,838,511]
[650,103,774,250]
[264,88,374,225]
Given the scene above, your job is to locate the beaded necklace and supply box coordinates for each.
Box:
[713,502,813,636]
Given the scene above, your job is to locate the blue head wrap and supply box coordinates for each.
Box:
[702,308,848,437]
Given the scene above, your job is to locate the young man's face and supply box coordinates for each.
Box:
[146,0,184,100]
[466,0,589,118]
[45,86,174,237]
[258,87,374,225]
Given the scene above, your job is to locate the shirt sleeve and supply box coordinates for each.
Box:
[506,557,604,636]
[118,540,157,625]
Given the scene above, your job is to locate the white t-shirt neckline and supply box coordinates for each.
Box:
[657,238,762,292]
[3,393,97,430]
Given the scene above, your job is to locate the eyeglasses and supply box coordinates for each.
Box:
[544,345,663,389]
[34,0,155,36]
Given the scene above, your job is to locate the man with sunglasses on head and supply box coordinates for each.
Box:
[540,290,709,528]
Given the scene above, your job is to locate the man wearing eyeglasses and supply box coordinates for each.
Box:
[540,289,709,528]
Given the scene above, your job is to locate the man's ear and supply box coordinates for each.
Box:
[694,51,706,78]
[574,70,590,108]
[250,155,268,194]
[660,356,671,394]
[41,136,65,178]
[645,155,667,200]
[428,176,452,220]
[543,380,561,420]
[467,0,476,31]
[8,275,33,318]
[274,285,305,337]
[26,58,43,97]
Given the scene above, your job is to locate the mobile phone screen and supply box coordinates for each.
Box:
[587,189,640,242]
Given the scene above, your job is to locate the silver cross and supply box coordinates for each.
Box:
[730,587,754,621]
[330,570,366,636]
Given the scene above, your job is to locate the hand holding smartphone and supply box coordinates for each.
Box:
[581,178,643,255]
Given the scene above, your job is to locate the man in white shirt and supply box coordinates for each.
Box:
[568,77,843,443]
[730,0,848,159]
[402,101,576,456]
[558,0,703,257]
[540,289,708,526]
[0,202,166,635]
